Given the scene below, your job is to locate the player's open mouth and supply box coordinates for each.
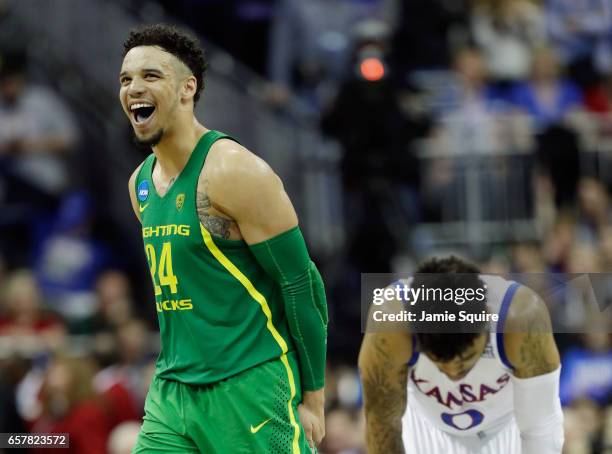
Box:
[130,102,156,126]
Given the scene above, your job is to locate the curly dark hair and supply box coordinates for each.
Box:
[410,256,488,362]
[123,24,207,104]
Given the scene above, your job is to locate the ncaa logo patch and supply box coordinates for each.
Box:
[138,180,149,202]
[176,193,185,211]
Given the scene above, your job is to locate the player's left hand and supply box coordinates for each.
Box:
[298,389,325,452]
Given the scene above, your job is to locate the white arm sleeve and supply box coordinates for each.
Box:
[512,366,564,454]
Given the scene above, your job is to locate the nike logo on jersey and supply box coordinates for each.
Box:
[139,203,149,213]
[250,418,272,434]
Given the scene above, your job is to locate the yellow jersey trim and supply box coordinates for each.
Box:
[200,224,301,454]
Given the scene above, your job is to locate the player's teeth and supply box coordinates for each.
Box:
[130,103,153,111]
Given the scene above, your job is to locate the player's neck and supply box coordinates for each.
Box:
[152,117,208,177]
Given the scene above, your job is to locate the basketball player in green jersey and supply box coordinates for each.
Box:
[119,25,327,453]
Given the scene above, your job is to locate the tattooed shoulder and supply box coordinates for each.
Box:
[196,178,234,240]
[504,287,560,378]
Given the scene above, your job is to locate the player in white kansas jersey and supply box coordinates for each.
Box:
[359,256,564,454]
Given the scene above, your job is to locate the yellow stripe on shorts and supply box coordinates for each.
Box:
[200,224,301,454]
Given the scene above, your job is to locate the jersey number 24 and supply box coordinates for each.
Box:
[145,242,179,295]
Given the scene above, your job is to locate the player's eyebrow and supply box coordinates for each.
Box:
[141,68,164,75]
[119,68,164,78]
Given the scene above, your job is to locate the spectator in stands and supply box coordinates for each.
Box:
[96,270,131,309]
[94,318,152,411]
[510,46,584,131]
[321,18,425,270]
[33,193,111,330]
[585,71,612,114]
[584,71,612,136]
[266,0,392,112]
[567,244,604,274]
[0,270,65,352]
[543,214,577,271]
[32,355,110,454]
[470,0,546,85]
[89,270,136,368]
[560,331,611,406]
[576,177,611,245]
[432,47,518,154]
[0,50,80,268]
[0,50,79,201]
[511,47,584,207]
[545,0,612,88]
[92,270,135,331]
[479,254,511,274]
[512,241,547,272]
[320,407,365,453]
[509,241,556,298]
[563,398,608,453]
[423,48,531,221]
[321,22,422,357]
[599,225,612,268]
[561,245,610,330]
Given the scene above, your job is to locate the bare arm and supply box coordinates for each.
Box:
[504,286,560,378]
[204,139,298,243]
[359,298,412,454]
[128,163,144,223]
[504,286,564,453]
[204,140,325,447]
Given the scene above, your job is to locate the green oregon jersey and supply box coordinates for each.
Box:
[135,130,296,385]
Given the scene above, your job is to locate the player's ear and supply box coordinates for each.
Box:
[180,75,197,103]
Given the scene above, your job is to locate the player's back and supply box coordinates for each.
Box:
[135,130,294,385]
[405,275,520,438]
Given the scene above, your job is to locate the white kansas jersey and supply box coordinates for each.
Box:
[404,275,520,438]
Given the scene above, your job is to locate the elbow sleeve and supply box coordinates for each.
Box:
[512,367,564,454]
[250,227,328,391]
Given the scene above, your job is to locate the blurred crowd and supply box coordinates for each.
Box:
[0,0,611,453]
[0,268,154,453]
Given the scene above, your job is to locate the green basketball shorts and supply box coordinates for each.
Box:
[132,351,314,453]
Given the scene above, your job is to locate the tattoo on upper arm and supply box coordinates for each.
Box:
[516,308,557,378]
[197,179,233,240]
[361,336,408,453]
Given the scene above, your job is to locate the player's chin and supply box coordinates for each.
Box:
[133,127,164,147]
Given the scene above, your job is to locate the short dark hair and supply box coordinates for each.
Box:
[411,256,488,362]
[123,24,207,104]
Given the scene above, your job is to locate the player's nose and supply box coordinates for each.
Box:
[127,78,146,97]
[440,363,465,378]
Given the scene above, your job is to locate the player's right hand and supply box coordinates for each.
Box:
[298,389,325,451]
